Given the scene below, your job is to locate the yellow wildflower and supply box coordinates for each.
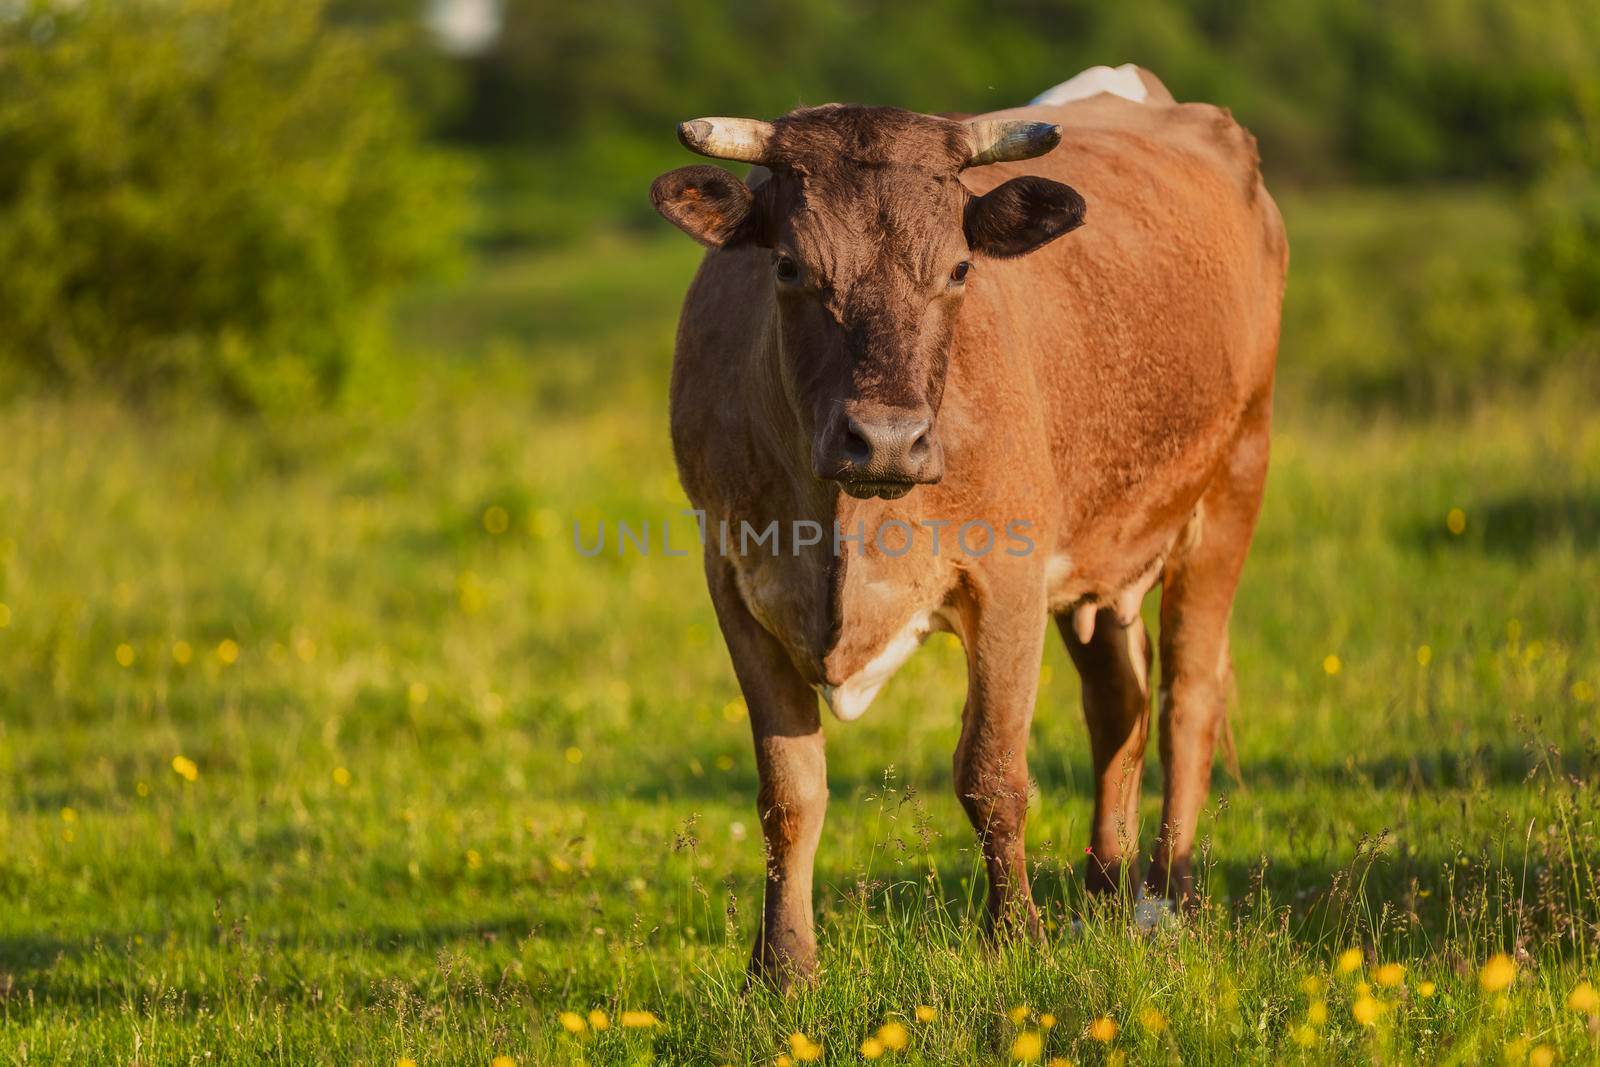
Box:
[1291,1025,1315,1048]
[1008,1005,1030,1025]
[621,1010,660,1029]
[172,640,193,664]
[1479,954,1516,993]
[1374,962,1405,988]
[1010,1031,1043,1062]
[860,1037,885,1060]
[490,1058,516,1067]
[775,1057,792,1067]
[1418,981,1437,998]
[171,755,199,782]
[115,643,136,667]
[557,1011,586,1034]
[1300,975,1325,997]
[1038,1013,1056,1029]
[1351,995,1380,1026]
[332,767,351,787]
[1337,947,1363,974]
[1323,654,1342,676]
[1446,508,1466,535]
[787,1032,822,1063]
[1529,1045,1556,1067]
[216,638,240,664]
[876,1021,908,1051]
[1138,1006,1165,1032]
[1308,1001,1327,1026]
[397,1058,417,1067]
[1088,1017,1117,1042]
[1047,1059,1074,1067]
[1569,981,1599,1014]
[914,1005,938,1023]
[588,1009,609,1031]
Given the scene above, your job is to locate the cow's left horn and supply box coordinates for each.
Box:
[963,120,1061,168]
[677,117,775,164]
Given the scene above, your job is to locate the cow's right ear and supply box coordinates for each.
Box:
[964,176,1086,259]
[650,165,759,248]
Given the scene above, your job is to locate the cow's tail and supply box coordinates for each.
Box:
[1217,655,1245,789]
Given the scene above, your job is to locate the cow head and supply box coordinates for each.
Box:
[651,106,1085,499]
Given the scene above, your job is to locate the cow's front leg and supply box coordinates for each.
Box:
[706,557,827,987]
[953,577,1048,935]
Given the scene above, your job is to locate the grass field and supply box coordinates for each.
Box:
[2,188,1599,1065]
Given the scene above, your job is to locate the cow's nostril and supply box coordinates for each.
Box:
[842,420,873,465]
[907,423,932,458]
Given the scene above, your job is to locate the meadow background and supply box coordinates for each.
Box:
[2,1,1599,1064]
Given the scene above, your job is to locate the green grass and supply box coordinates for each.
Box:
[2,188,1598,1065]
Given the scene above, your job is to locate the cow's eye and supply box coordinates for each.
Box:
[774,255,800,284]
[950,261,971,285]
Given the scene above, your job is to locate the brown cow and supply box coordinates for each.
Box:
[650,65,1287,985]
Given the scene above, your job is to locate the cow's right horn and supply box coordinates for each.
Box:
[963,120,1062,168]
[677,117,775,164]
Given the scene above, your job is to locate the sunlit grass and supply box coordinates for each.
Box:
[1,191,1598,1063]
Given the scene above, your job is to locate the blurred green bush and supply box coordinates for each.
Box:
[0,0,472,410]
[1526,171,1600,347]
[1281,179,1599,411]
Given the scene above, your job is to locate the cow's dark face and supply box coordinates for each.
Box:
[651,106,1085,499]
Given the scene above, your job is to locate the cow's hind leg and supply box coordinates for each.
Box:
[953,571,1049,935]
[1058,608,1152,897]
[706,557,827,987]
[1147,393,1271,905]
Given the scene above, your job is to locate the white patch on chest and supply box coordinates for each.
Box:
[818,611,933,722]
[1030,63,1148,106]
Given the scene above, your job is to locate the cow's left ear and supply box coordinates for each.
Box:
[650,165,761,248]
[964,176,1086,259]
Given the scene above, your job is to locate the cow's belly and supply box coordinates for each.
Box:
[1043,442,1223,638]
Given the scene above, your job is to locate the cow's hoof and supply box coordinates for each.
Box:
[1066,887,1180,938]
[1132,890,1179,932]
[747,953,818,993]
[985,898,1044,944]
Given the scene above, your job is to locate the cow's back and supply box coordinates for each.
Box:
[950,82,1287,556]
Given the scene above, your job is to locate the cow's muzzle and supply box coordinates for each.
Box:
[813,401,943,498]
